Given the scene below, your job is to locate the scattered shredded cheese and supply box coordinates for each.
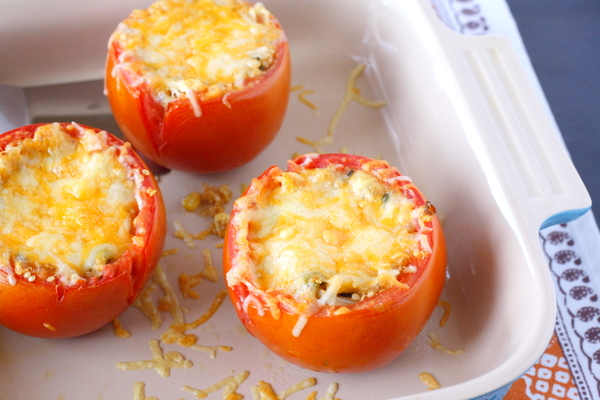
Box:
[110,0,284,107]
[419,372,441,390]
[133,281,162,331]
[116,339,192,377]
[112,318,132,338]
[132,381,160,400]
[190,343,233,359]
[296,63,385,153]
[183,370,250,399]
[437,299,452,327]
[179,249,218,299]
[43,322,57,332]
[161,289,228,347]
[426,332,464,356]
[298,89,318,114]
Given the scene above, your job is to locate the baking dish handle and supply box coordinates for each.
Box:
[424,4,591,234]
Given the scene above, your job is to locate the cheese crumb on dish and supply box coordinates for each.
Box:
[110,0,285,111]
[0,123,139,286]
[227,160,433,330]
[419,372,441,390]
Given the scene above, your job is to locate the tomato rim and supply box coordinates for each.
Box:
[223,153,447,373]
[0,122,167,338]
[105,4,291,173]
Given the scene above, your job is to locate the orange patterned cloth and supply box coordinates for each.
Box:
[505,334,579,400]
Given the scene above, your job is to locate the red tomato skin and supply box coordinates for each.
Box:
[0,123,167,339]
[223,154,447,373]
[105,31,291,174]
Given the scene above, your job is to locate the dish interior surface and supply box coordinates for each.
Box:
[0,0,570,399]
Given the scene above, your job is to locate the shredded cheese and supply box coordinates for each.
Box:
[227,160,433,335]
[112,318,132,338]
[179,249,218,299]
[419,372,441,390]
[132,381,159,400]
[426,332,464,356]
[110,0,285,109]
[0,123,139,286]
[437,299,452,327]
[133,281,162,331]
[296,63,385,153]
[116,339,192,377]
[161,289,228,347]
[183,370,250,399]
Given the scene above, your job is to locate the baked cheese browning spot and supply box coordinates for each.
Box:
[437,299,451,327]
[426,332,464,356]
[112,317,132,338]
[132,381,160,400]
[111,0,284,111]
[190,343,233,359]
[161,289,228,347]
[182,370,249,399]
[419,372,441,390]
[0,123,139,286]
[116,339,192,377]
[228,164,430,326]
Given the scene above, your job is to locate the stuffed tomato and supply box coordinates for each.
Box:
[105,0,291,173]
[223,153,447,373]
[0,122,166,339]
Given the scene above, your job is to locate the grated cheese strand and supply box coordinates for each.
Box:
[132,381,160,400]
[279,378,317,399]
[419,372,441,390]
[183,370,250,399]
[161,289,228,347]
[116,339,192,377]
[112,318,132,338]
[190,343,233,359]
[426,332,464,356]
[437,299,452,327]
[133,281,162,331]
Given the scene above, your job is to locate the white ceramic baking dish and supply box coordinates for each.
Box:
[0,0,591,399]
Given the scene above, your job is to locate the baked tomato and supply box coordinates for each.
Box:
[223,153,447,373]
[0,122,166,338]
[105,0,291,173]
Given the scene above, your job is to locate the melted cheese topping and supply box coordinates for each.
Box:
[110,0,283,107]
[0,123,138,285]
[228,164,432,315]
